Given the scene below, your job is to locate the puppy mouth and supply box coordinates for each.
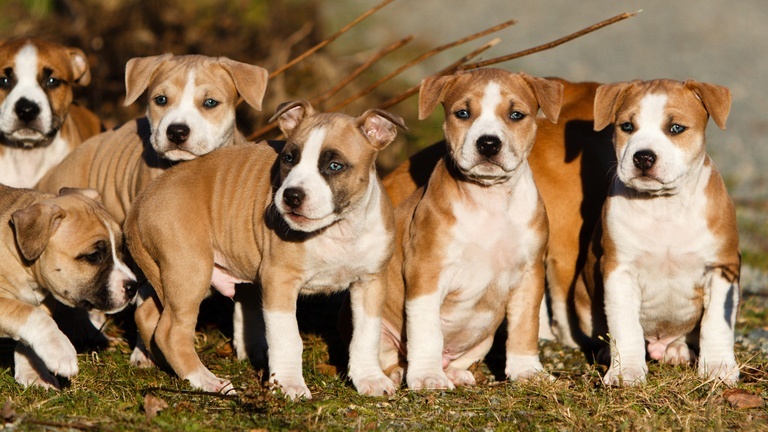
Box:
[2,127,55,147]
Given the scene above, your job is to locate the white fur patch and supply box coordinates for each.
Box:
[263,309,310,399]
[0,43,53,139]
[0,135,70,187]
[100,218,136,313]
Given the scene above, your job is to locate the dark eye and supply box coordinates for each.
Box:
[203,99,219,108]
[0,76,11,89]
[78,250,104,265]
[620,122,634,133]
[328,162,344,172]
[282,152,294,164]
[509,111,525,121]
[669,124,686,135]
[44,77,61,89]
[154,95,167,106]
[455,109,470,119]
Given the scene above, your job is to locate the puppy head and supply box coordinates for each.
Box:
[269,99,406,233]
[594,79,731,195]
[11,188,137,313]
[124,54,268,161]
[419,68,562,185]
[0,37,91,148]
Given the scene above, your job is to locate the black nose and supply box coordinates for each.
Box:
[166,123,190,144]
[476,134,501,157]
[124,281,138,300]
[15,97,40,123]
[283,188,305,209]
[633,150,657,171]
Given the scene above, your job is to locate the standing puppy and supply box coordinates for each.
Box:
[576,79,740,386]
[0,37,100,188]
[380,69,562,389]
[125,101,405,399]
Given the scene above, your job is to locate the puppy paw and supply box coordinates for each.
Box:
[445,367,476,387]
[186,368,236,395]
[129,346,156,369]
[269,375,311,400]
[506,355,550,381]
[603,365,647,387]
[353,373,397,396]
[384,365,404,385]
[406,370,455,390]
[14,346,60,390]
[662,341,692,365]
[38,334,78,378]
[699,359,739,385]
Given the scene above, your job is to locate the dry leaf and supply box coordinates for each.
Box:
[2,399,15,423]
[316,363,338,376]
[144,394,169,421]
[723,389,765,410]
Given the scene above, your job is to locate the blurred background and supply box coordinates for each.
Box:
[2,0,767,282]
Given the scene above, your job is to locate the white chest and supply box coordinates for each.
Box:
[0,135,69,188]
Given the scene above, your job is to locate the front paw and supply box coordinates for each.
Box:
[37,333,78,378]
[129,345,156,369]
[406,369,455,390]
[352,373,396,396]
[445,367,476,387]
[186,368,236,395]
[270,374,311,400]
[506,355,550,381]
[699,359,739,385]
[603,364,647,387]
[662,341,692,366]
[14,345,60,390]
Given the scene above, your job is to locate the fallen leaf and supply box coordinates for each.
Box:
[316,363,338,376]
[723,389,765,410]
[144,394,169,421]
[2,399,15,423]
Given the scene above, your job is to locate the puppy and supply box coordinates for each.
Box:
[0,185,136,389]
[382,79,615,348]
[125,100,406,399]
[37,53,268,224]
[379,69,562,389]
[574,79,740,386]
[0,37,101,188]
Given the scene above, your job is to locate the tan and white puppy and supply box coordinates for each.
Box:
[575,79,740,386]
[379,69,562,389]
[37,53,268,224]
[125,100,405,399]
[0,184,136,389]
[0,37,100,188]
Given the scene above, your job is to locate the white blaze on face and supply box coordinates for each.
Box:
[0,43,53,138]
[458,82,503,167]
[100,217,137,313]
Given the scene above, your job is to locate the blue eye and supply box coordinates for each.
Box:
[154,95,167,106]
[282,153,294,164]
[669,124,686,135]
[328,162,344,171]
[620,122,634,133]
[455,109,470,119]
[509,111,525,121]
[203,99,219,108]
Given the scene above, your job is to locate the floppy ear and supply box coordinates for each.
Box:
[418,74,455,120]
[268,99,315,137]
[11,203,66,262]
[218,57,269,111]
[357,109,409,151]
[684,80,731,130]
[123,53,173,106]
[58,187,101,202]
[67,47,91,86]
[593,82,631,131]
[520,73,563,123]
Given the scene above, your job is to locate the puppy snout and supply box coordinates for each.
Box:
[476,135,501,157]
[283,187,305,209]
[633,150,657,171]
[15,97,40,123]
[166,123,190,144]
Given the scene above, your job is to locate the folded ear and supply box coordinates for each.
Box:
[520,73,564,123]
[11,203,66,262]
[684,80,731,130]
[67,47,91,86]
[594,82,631,131]
[357,109,409,151]
[218,57,269,111]
[418,74,455,120]
[124,53,173,106]
[268,99,316,138]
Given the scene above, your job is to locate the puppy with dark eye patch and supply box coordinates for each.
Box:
[0,184,136,390]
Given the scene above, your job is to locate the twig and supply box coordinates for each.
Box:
[328,18,517,112]
[462,10,641,70]
[269,0,397,78]
[142,386,239,400]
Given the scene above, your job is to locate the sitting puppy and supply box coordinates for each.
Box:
[0,37,101,188]
[574,79,740,386]
[125,100,406,399]
[379,69,563,389]
[0,185,136,389]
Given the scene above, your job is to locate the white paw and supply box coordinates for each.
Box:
[699,359,739,385]
[506,355,549,381]
[37,333,78,378]
[14,347,60,390]
[603,364,647,387]
[270,375,311,400]
[406,370,455,390]
[129,346,156,369]
[186,368,236,394]
[385,365,404,385]
[445,367,476,387]
[352,373,397,396]
[662,341,692,365]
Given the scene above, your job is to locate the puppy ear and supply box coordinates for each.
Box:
[11,203,66,262]
[67,47,91,86]
[217,57,269,111]
[684,80,731,130]
[594,82,631,131]
[268,100,315,137]
[124,53,173,107]
[357,109,409,151]
[520,73,564,123]
[58,187,101,202]
[418,74,455,120]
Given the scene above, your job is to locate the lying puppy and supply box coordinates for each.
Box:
[125,100,406,399]
[0,37,101,188]
[37,53,268,224]
[379,69,562,389]
[0,185,136,389]
[575,79,740,386]
[381,79,615,348]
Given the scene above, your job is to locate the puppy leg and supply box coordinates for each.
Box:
[698,273,739,385]
[130,282,159,368]
[505,263,547,381]
[232,283,267,366]
[379,319,405,385]
[405,291,453,390]
[14,343,59,390]
[602,269,647,386]
[347,276,396,396]
[445,335,494,387]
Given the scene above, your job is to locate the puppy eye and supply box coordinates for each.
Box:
[0,77,11,89]
[282,153,295,164]
[455,109,470,119]
[44,77,61,89]
[78,251,104,265]
[203,99,219,108]
[328,162,344,172]
[669,124,686,135]
[154,95,167,106]
[620,122,634,133]
[509,111,525,121]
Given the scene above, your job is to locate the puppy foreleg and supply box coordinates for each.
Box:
[405,291,453,390]
[698,272,739,385]
[505,264,548,381]
[602,269,647,386]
